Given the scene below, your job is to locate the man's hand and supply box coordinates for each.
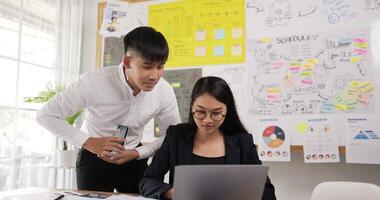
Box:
[98,149,140,165]
[164,188,174,199]
[82,137,125,157]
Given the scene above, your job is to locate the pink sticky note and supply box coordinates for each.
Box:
[353,38,367,43]
[354,48,368,55]
[301,79,313,85]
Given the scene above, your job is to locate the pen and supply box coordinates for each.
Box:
[54,194,64,200]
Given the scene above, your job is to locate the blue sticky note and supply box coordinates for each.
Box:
[214,45,224,56]
[214,29,225,40]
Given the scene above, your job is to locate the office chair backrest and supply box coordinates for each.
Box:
[310,181,380,200]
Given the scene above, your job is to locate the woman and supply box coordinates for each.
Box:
[139,76,276,200]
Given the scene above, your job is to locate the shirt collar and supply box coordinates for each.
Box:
[117,63,134,95]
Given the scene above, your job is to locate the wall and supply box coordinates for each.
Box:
[80,0,98,74]
[266,153,380,200]
[81,1,380,200]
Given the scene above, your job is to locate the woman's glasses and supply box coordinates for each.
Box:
[192,110,226,121]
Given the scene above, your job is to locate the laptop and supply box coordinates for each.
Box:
[173,165,269,200]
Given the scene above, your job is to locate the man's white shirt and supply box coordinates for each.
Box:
[37,63,181,159]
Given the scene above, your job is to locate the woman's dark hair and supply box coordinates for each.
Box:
[123,26,169,63]
[188,76,248,135]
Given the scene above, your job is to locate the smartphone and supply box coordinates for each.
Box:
[115,125,128,145]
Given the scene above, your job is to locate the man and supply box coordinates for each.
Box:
[37,26,181,193]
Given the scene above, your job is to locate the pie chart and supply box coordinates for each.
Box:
[262,125,285,148]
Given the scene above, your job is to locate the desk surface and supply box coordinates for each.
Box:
[0,187,136,199]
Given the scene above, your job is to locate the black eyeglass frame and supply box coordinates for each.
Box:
[191,110,226,121]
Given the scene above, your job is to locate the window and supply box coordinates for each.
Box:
[0,0,64,190]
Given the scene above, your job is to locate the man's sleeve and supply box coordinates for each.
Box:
[36,80,91,148]
[135,86,181,159]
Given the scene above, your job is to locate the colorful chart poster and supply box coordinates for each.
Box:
[257,118,291,161]
[300,117,340,163]
[345,117,380,164]
[149,0,245,68]
[246,30,374,115]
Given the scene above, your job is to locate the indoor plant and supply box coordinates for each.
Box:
[24,83,82,167]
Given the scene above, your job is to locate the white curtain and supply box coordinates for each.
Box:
[0,0,84,191]
[56,0,84,86]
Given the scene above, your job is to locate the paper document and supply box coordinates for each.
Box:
[105,195,155,200]
[345,116,380,164]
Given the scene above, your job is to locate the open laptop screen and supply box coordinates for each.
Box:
[173,165,269,200]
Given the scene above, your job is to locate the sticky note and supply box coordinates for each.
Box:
[303,64,313,69]
[296,122,309,134]
[259,37,272,43]
[272,61,286,68]
[351,57,361,63]
[355,48,368,55]
[195,46,206,56]
[214,29,225,40]
[196,30,206,41]
[289,66,300,71]
[305,58,319,63]
[335,104,347,110]
[214,45,224,56]
[345,100,357,111]
[266,87,280,93]
[231,27,243,39]
[170,82,181,88]
[349,81,360,88]
[354,43,368,48]
[300,71,312,76]
[353,38,367,43]
[301,79,313,85]
[321,101,334,113]
[357,93,370,105]
[267,94,280,101]
[231,44,242,56]
[359,82,374,93]
[289,62,300,66]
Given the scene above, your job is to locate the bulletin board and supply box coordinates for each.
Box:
[96,0,380,164]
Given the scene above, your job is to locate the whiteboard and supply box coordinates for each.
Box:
[100,0,380,147]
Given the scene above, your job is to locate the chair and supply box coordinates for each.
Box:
[310,181,380,200]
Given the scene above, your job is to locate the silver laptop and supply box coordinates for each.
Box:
[173,165,269,200]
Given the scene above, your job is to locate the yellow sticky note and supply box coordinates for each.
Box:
[303,64,313,69]
[349,81,360,88]
[355,43,368,48]
[267,87,280,93]
[170,82,181,88]
[300,71,312,76]
[335,104,347,110]
[296,122,309,134]
[259,37,272,43]
[360,82,374,93]
[305,58,319,63]
[351,57,361,63]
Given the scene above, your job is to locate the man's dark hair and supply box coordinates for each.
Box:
[124,26,169,63]
[188,76,249,135]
